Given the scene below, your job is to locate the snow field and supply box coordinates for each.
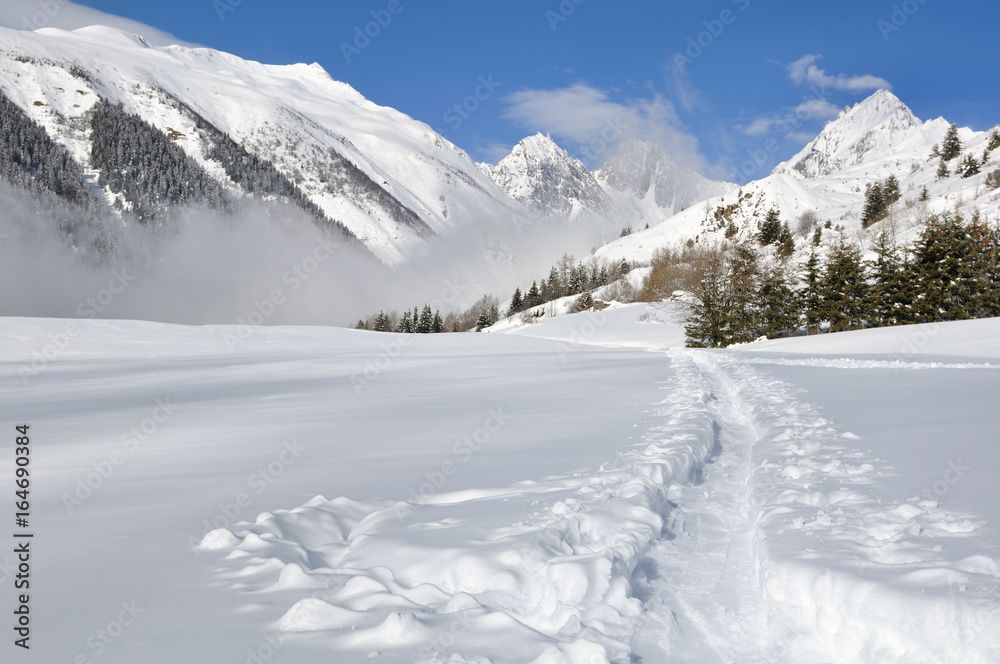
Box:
[198,349,726,663]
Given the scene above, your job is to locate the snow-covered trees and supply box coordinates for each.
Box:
[861,175,901,228]
[680,214,1000,347]
[941,123,963,161]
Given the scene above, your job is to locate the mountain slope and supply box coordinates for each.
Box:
[596,91,999,266]
[0,25,530,265]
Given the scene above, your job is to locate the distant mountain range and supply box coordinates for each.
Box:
[0,24,735,270]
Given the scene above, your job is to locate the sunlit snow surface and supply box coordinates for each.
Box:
[2,307,999,663]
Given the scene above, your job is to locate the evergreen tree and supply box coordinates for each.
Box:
[398,310,414,333]
[373,311,391,332]
[726,243,762,344]
[525,281,542,308]
[866,231,910,327]
[475,310,493,332]
[684,251,729,348]
[936,159,950,180]
[909,214,995,322]
[757,263,798,339]
[861,182,885,228]
[417,305,433,333]
[757,208,783,246]
[820,235,868,332]
[799,250,824,335]
[941,123,963,161]
[431,310,444,333]
[509,287,523,314]
[919,185,929,202]
[988,130,1000,153]
[883,175,901,205]
[957,154,981,178]
[355,319,368,330]
[620,225,633,237]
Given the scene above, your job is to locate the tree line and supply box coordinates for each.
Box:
[680,213,1000,347]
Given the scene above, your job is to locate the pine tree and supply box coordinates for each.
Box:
[757,263,798,339]
[475,310,492,332]
[374,311,391,332]
[757,208,783,246]
[525,281,542,308]
[397,310,414,333]
[941,123,963,161]
[958,154,981,178]
[618,258,630,279]
[919,185,929,202]
[866,231,909,327]
[910,214,994,322]
[861,182,885,228]
[988,130,1000,153]
[800,250,824,335]
[431,310,444,333]
[726,244,762,344]
[620,225,633,237]
[417,305,433,333]
[355,319,368,330]
[509,287,523,314]
[684,251,729,348]
[820,235,867,333]
[883,175,901,205]
[936,159,950,180]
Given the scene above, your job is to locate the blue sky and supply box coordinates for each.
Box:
[13,0,999,182]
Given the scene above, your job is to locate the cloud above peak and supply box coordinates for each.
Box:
[501,83,706,171]
[787,54,891,93]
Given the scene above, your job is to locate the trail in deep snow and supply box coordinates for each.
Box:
[194,346,1000,663]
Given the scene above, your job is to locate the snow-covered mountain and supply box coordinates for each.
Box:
[596,139,738,220]
[482,133,614,220]
[0,25,533,265]
[0,25,742,271]
[596,90,999,265]
[778,89,946,179]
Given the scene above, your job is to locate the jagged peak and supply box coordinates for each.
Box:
[779,89,923,178]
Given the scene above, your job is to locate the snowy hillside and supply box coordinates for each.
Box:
[596,91,1000,265]
[0,25,532,265]
[3,310,999,663]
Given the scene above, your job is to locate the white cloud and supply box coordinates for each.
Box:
[502,83,706,170]
[0,0,195,47]
[743,98,841,137]
[787,54,891,93]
